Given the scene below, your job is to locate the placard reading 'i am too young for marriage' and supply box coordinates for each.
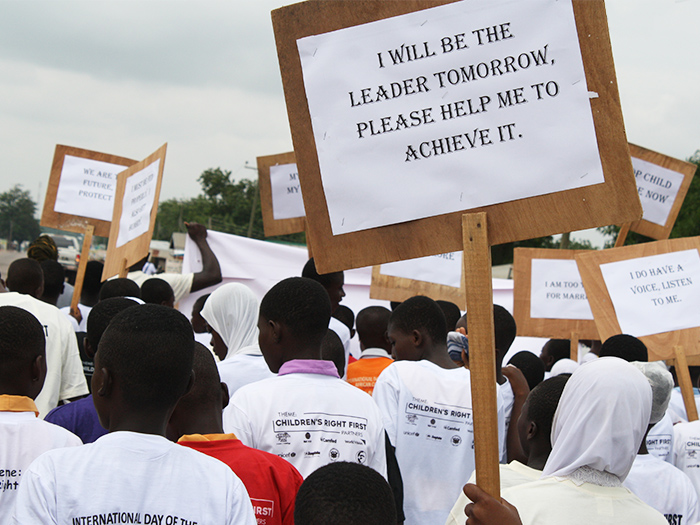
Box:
[273,0,640,274]
[576,237,700,361]
[101,144,167,281]
[512,248,598,340]
[371,251,465,308]
[628,143,696,240]
[40,145,137,237]
[257,152,306,237]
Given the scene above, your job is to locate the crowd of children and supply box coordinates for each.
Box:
[2,233,700,525]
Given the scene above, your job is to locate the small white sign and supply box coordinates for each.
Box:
[599,250,700,337]
[54,155,128,222]
[297,0,604,235]
[380,251,462,288]
[632,157,685,227]
[530,258,593,320]
[116,159,160,248]
[270,163,306,220]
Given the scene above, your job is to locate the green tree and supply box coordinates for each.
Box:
[0,185,40,243]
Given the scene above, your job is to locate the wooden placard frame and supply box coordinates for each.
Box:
[369,264,466,309]
[272,0,640,274]
[513,247,598,340]
[627,143,696,241]
[101,144,167,281]
[257,152,307,237]
[576,237,700,362]
[41,145,137,237]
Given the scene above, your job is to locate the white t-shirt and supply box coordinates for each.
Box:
[498,378,515,464]
[668,388,700,424]
[673,420,700,499]
[218,353,275,406]
[0,409,81,524]
[226,371,386,479]
[59,303,92,332]
[624,453,699,525]
[445,461,541,525]
[373,360,505,525]
[0,292,88,417]
[646,411,674,463]
[12,431,256,524]
[502,477,667,525]
[127,271,194,304]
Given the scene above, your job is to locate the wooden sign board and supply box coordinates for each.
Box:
[272,0,640,274]
[513,248,598,340]
[102,144,167,281]
[370,258,466,309]
[257,152,307,237]
[41,145,137,237]
[576,237,700,361]
[628,143,696,240]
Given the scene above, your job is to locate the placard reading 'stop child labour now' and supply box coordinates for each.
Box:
[297,0,604,235]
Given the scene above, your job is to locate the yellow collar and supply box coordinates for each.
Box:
[0,395,39,416]
[177,433,237,443]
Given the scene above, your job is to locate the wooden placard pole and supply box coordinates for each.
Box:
[570,332,579,362]
[462,212,500,498]
[614,223,631,248]
[675,345,699,422]
[69,225,95,313]
[118,258,129,279]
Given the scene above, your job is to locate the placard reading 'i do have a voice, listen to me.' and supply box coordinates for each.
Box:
[297,0,604,235]
[599,250,700,338]
[530,258,593,320]
[270,163,305,220]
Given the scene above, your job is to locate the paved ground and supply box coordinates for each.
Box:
[0,249,25,280]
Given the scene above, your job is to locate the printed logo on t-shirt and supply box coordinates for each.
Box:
[276,432,291,444]
[251,498,275,524]
[329,448,340,461]
[356,451,366,464]
[451,435,462,446]
[0,468,21,492]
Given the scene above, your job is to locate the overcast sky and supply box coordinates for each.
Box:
[1,0,698,247]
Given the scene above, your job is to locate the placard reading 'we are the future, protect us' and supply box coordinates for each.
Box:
[296,0,604,235]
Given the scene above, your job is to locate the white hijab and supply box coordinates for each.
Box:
[200,283,260,360]
[542,357,652,482]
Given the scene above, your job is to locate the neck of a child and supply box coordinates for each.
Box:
[285,346,323,362]
[526,444,551,471]
[638,427,652,455]
[109,411,173,437]
[495,353,505,384]
[424,345,459,369]
[179,412,225,438]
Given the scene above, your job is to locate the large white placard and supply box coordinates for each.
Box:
[380,251,462,288]
[116,159,160,248]
[599,250,700,337]
[632,157,685,227]
[54,155,128,222]
[297,0,604,235]
[270,163,306,220]
[530,258,593,320]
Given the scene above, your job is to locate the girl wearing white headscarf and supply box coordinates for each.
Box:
[200,283,274,406]
[498,357,666,525]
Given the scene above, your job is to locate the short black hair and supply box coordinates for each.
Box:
[507,351,545,390]
[260,277,331,347]
[40,259,65,298]
[83,261,104,295]
[294,462,396,525]
[99,278,141,301]
[6,258,44,295]
[356,306,391,349]
[140,278,174,305]
[332,305,355,333]
[302,258,343,288]
[526,374,569,440]
[86,297,139,350]
[436,300,461,331]
[389,296,447,344]
[600,334,648,362]
[543,339,571,363]
[321,329,345,377]
[192,293,210,312]
[463,304,517,353]
[176,342,221,412]
[0,306,46,383]
[97,304,194,411]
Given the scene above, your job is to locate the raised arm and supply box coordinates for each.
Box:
[185,222,222,293]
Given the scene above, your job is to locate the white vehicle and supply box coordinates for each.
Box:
[51,235,81,272]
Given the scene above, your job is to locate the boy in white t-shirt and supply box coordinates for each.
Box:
[373,295,505,525]
[13,304,255,524]
[0,306,82,524]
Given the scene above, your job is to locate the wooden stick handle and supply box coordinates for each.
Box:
[570,332,579,362]
[70,225,95,311]
[614,223,631,248]
[118,258,129,279]
[462,212,500,499]
[675,345,699,422]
